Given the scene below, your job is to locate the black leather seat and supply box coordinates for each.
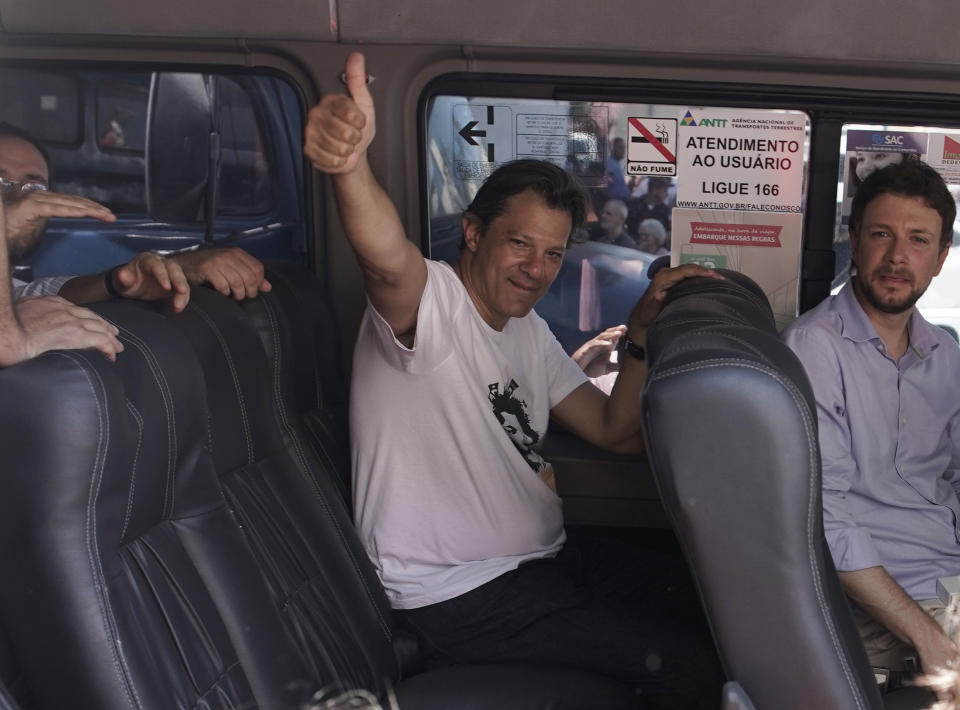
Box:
[0,629,29,710]
[641,270,886,710]
[0,683,19,710]
[0,271,633,709]
[0,301,310,710]
[255,259,352,507]
[150,288,397,696]
[154,284,637,709]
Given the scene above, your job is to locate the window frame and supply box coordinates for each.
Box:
[0,59,312,279]
[418,72,960,314]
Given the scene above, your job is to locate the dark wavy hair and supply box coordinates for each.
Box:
[850,159,955,251]
[460,159,588,248]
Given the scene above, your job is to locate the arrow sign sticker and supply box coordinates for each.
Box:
[453,104,513,179]
[458,120,487,146]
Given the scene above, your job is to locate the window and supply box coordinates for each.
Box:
[424,93,810,352]
[217,75,275,216]
[0,67,306,279]
[834,123,960,339]
[97,76,149,154]
[0,69,81,145]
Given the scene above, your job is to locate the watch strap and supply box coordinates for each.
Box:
[623,337,646,362]
[103,265,123,299]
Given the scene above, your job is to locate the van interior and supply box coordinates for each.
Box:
[1,1,959,708]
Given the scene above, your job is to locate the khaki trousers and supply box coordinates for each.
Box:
[855,598,959,671]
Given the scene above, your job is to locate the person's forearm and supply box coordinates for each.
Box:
[57,272,111,305]
[604,426,645,454]
[840,566,955,666]
[596,264,720,450]
[600,330,649,448]
[332,158,420,286]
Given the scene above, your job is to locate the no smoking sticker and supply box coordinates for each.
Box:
[627,117,677,176]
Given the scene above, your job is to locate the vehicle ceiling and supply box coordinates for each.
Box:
[0,0,957,70]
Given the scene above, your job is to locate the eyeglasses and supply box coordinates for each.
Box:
[0,176,49,201]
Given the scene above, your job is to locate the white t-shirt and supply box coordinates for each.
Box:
[351,260,588,609]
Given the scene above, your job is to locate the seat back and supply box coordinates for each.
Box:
[257,260,352,506]
[0,628,29,710]
[641,270,883,710]
[224,277,639,708]
[0,277,652,710]
[154,287,399,696]
[0,301,307,710]
[0,682,18,710]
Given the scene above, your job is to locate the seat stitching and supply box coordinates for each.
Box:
[194,304,254,466]
[269,267,325,408]
[52,350,141,710]
[118,327,177,518]
[120,399,144,542]
[261,297,392,641]
[189,660,243,710]
[651,358,869,709]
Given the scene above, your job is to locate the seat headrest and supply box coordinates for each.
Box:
[656,268,774,333]
[646,268,815,424]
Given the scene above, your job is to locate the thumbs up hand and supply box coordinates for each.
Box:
[303,52,376,174]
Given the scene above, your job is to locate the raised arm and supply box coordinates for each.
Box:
[551,264,720,452]
[303,52,426,344]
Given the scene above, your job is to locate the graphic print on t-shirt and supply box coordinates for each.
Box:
[487,379,546,473]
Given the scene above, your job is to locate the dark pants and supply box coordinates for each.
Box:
[396,531,724,709]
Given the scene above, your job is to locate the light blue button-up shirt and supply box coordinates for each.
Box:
[784,282,960,601]
[11,275,70,300]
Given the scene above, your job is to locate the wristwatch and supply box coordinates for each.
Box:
[623,336,646,362]
[104,265,123,299]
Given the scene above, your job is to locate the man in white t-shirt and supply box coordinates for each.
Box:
[304,52,723,708]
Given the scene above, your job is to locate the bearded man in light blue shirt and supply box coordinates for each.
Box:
[785,159,960,675]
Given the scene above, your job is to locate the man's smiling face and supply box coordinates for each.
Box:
[460,189,571,331]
